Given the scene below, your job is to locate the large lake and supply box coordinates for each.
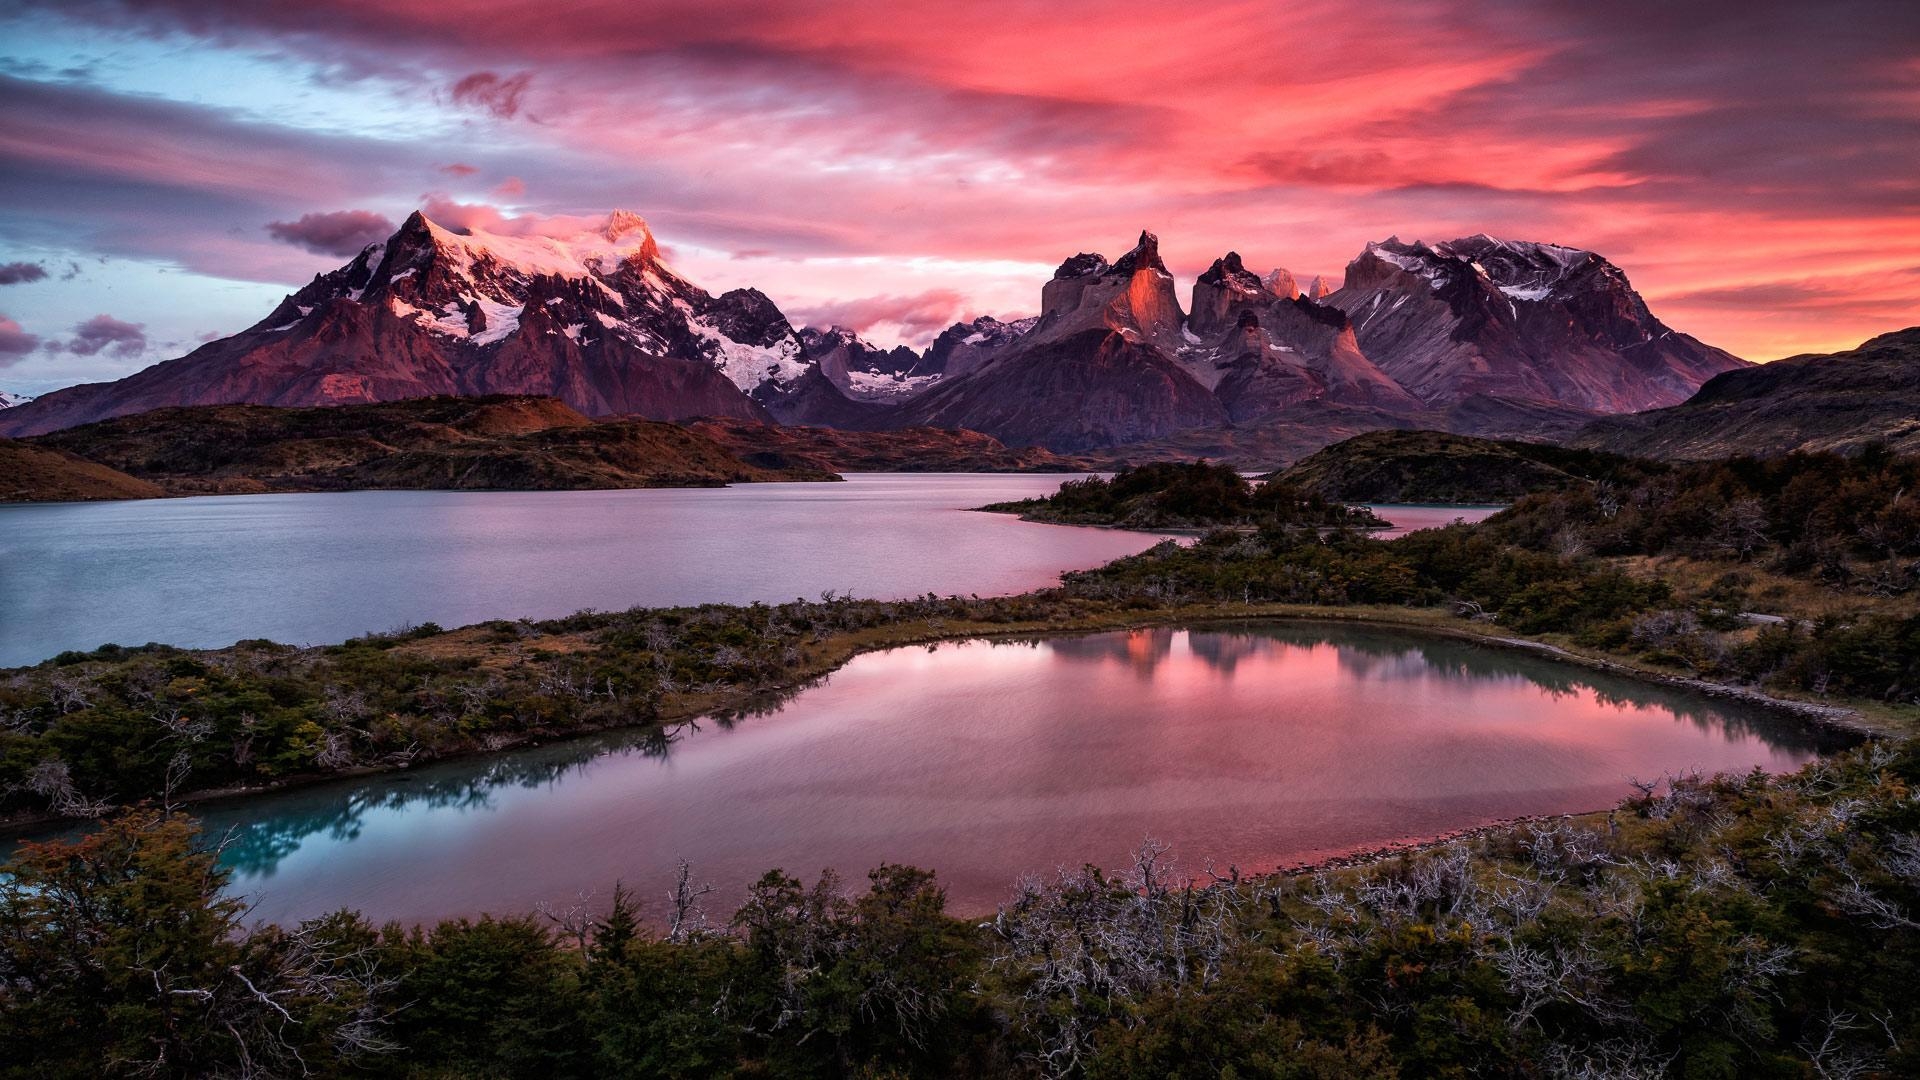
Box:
[0,476,1496,667]
[164,623,1834,927]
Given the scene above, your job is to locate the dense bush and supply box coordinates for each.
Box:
[982,461,1386,530]
[7,744,1918,1077]
[1484,447,1920,579]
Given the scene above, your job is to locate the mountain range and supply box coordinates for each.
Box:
[0,210,1750,455]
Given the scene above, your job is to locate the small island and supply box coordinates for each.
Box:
[978,460,1388,531]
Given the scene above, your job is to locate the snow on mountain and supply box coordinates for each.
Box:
[0,391,31,409]
[920,315,1036,379]
[0,211,831,436]
[1328,234,1747,412]
[795,325,934,402]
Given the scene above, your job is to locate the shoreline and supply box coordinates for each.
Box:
[1,601,1879,837]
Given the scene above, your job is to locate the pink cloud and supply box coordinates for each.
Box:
[789,289,970,343]
[0,314,39,364]
[449,71,533,119]
[266,209,397,256]
[56,314,147,358]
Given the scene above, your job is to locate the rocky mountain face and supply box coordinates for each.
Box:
[0,211,848,437]
[1185,252,1422,417]
[918,315,1036,379]
[796,327,936,402]
[1574,328,1920,459]
[891,231,1598,454]
[0,391,31,409]
[1327,235,1746,413]
[893,234,1235,451]
[2,210,1752,461]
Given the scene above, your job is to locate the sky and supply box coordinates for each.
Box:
[0,0,1917,396]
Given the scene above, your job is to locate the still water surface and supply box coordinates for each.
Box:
[0,475,1497,667]
[0,475,1161,667]
[166,623,1832,927]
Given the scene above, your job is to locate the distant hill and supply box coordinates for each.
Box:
[688,418,1090,473]
[980,460,1386,530]
[24,396,834,498]
[1277,429,1644,504]
[0,440,163,502]
[1574,328,1920,459]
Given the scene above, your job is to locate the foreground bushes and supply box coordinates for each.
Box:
[5,743,1918,1077]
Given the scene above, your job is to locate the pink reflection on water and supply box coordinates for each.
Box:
[216,626,1829,927]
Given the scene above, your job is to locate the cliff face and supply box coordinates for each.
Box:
[0,211,795,437]
[1327,235,1746,413]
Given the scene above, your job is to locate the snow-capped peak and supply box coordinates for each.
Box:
[259,208,814,402]
[410,210,662,284]
[0,390,33,409]
[1357,234,1606,301]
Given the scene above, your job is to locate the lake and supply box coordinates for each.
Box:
[168,622,1835,927]
[0,475,1498,667]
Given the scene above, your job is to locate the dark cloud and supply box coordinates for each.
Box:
[0,313,38,364]
[56,314,147,358]
[0,261,48,285]
[790,289,968,343]
[449,71,532,119]
[266,209,397,256]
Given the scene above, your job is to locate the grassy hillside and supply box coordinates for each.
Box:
[1278,429,1646,504]
[0,439,163,502]
[1577,327,1920,459]
[24,396,835,496]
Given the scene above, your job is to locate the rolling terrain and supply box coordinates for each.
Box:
[1575,328,1920,459]
[22,396,834,497]
[1278,430,1643,503]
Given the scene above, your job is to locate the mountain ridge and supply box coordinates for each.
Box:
[1573,328,1920,459]
[0,213,1752,457]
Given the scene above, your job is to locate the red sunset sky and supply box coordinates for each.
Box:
[0,0,1916,391]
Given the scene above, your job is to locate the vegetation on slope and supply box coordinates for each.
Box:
[1576,327,1920,459]
[6,742,1918,1077]
[0,439,163,502]
[979,461,1388,530]
[690,417,1093,472]
[1277,429,1645,504]
[7,450,1920,821]
[21,396,834,497]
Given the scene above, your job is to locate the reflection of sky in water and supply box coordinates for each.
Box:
[118,622,1845,929]
[0,475,1172,667]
